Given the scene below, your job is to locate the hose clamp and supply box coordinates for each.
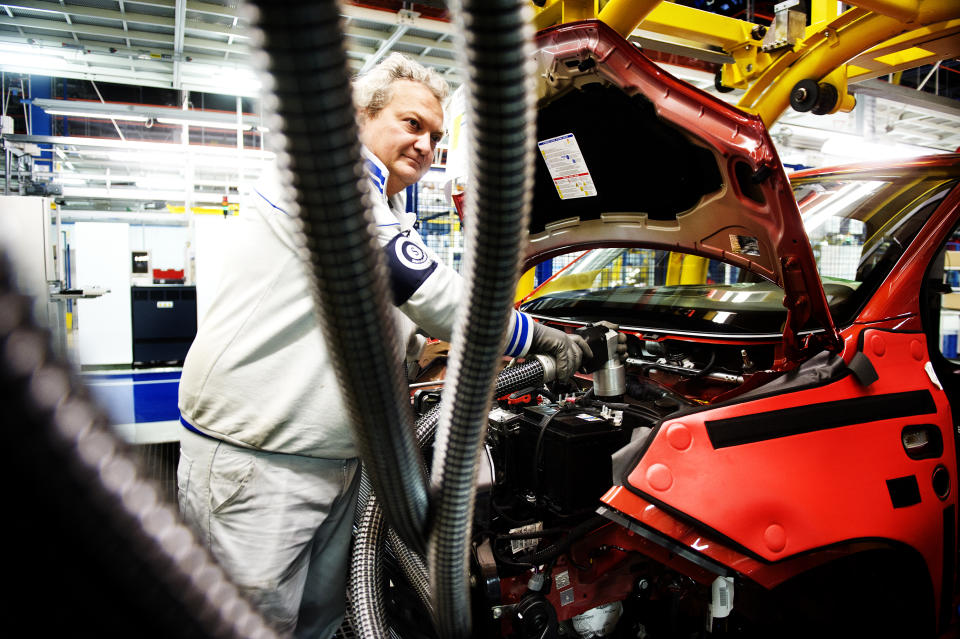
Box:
[532,353,557,383]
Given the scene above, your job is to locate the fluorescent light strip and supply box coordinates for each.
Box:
[154,117,255,131]
[44,109,149,122]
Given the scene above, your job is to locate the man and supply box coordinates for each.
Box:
[176,53,590,638]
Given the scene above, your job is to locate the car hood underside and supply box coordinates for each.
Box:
[524,21,841,352]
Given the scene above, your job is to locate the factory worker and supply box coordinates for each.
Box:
[176,52,590,639]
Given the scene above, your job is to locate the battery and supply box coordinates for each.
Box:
[509,404,630,516]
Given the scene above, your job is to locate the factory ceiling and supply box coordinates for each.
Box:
[0,1,958,210]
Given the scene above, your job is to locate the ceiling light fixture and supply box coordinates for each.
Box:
[43,108,150,123]
[154,117,255,131]
[32,98,263,131]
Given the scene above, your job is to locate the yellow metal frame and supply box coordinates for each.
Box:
[166,203,239,216]
[532,0,960,125]
[847,18,960,82]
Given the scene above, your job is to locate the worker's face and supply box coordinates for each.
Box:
[358,80,444,197]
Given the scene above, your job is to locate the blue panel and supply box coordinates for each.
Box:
[406,183,418,214]
[30,75,53,168]
[133,380,181,422]
[85,371,182,383]
[535,261,553,287]
[83,370,181,424]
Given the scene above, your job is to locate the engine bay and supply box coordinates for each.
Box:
[396,320,786,638]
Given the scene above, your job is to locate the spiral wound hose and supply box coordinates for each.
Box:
[380,361,549,629]
[347,359,545,637]
[428,0,538,614]
[348,399,439,636]
[0,250,278,639]
[349,494,388,639]
[247,1,428,552]
[387,529,438,625]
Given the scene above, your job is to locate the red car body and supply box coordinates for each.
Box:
[485,19,960,638]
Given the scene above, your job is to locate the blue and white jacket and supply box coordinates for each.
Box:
[178,148,533,458]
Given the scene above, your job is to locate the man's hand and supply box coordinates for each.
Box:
[530,322,593,380]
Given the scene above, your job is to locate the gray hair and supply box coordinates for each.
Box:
[353,52,450,119]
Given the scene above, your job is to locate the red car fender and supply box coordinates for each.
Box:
[603,328,956,617]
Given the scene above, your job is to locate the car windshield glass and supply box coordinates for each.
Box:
[520,248,787,335]
[520,172,957,335]
[794,172,957,326]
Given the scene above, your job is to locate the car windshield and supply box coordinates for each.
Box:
[520,171,958,335]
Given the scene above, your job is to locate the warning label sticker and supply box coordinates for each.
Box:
[537,133,597,200]
[509,522,542,555]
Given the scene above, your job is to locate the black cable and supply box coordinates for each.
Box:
[491,541,537,569]
[693,350,717,378]
[537,387,558,402]
[491,499,540,526]
[253,0,428,554]
[530,408,570,501]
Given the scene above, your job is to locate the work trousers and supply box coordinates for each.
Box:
[177,428,360,638]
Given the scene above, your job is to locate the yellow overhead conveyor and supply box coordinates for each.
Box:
[532,0,960,126]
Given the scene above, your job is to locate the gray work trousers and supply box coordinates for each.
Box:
[177,428,360,638]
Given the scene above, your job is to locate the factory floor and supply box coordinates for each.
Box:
[81,367,183,503]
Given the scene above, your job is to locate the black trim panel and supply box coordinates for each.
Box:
[940,504,956,633]
[705,390,937,449]
[886,475,921,508]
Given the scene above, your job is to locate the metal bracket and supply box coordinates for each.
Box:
[761,0,807,52]
[396,8,421,26]
[723,40,776,90]
[491,604,516,620]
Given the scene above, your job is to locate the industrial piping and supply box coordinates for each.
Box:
[426,0,537,636]
[348,359,551,637]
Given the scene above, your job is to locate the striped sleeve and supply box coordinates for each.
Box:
[504,310,534,358]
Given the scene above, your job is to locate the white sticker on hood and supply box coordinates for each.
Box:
[538,133,597,200]
[925,361,943,390]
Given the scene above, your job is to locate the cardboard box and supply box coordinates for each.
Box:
[945,251,960,269]
[942,293,960,310]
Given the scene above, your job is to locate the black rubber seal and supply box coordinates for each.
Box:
[940,504,956,632]
[705,389,937,449]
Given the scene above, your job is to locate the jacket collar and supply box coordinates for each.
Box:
[360,145,389,199]
[361,145,417,230]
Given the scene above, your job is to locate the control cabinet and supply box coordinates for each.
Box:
[131,285,197,365]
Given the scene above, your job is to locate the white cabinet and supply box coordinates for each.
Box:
[0,195,59,331]
[75,222,132,366]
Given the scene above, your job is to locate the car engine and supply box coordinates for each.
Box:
[392,321,778,639]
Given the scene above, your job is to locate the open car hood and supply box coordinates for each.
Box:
[524,21,840,351]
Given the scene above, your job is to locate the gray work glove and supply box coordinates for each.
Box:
[530,322,593,380]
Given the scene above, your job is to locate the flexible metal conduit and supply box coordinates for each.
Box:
[350,404,440,638]
[349,404,441,638]
[247,1,428,552]
[428,1,536,635]
[349,360,547,637]
[387,529,437,624]
[349,495,388,639]
[0,251,278,639]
